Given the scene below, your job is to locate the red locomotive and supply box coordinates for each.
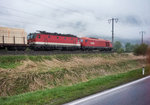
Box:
[80,37,112,51]
[0,26,113,51]
[27,31,112,51]
[28,31,81,50]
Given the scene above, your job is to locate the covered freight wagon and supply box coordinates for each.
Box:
[0,27,27,50]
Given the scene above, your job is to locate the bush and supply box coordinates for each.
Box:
[117,48,124,54]
[133,44,148,56]
[114,41,122,52]
[147,48,150,64]
[125,43,135,52]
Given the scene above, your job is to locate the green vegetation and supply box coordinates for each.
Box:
[0,53,148,105]
[114,41,123,52]
[117,48,124,54]
[0,53,146,97]
[134,44,148,56]
[148,48,150,63]
[125,42,135,52]
[113,41,148,54]
[0,68,149,105]
[0,53,129,69]
[28,56,52,61]
[0,56,26,69]
[0,55,77,69]
[53,54,72,61]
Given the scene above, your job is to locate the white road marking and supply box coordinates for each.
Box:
[64,76,150,105]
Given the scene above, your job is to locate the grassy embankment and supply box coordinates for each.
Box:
[0,53,149,105]
[0,68,150,105]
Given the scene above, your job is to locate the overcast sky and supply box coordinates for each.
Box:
[0,0,150,40]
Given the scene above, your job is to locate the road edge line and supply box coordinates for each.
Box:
[64,76,150,105]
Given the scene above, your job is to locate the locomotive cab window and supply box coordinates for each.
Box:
[27,35,31,40]
[30,34,33,39]
[38,35,41,38]
[78,38,80,42]
[106,42,110,47]
[48,35,50,38]
[28,34,37,39]
[33,34,37,39]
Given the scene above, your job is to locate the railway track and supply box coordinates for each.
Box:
[0,50,112,56]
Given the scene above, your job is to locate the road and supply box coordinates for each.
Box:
[64,76,150,105]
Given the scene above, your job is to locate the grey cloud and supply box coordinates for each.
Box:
[125,16,142,26]
[0,0,150,40]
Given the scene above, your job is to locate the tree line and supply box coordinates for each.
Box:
[113,41,149,55]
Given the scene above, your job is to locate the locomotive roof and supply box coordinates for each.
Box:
[34,31,78,38]
[81,37,106,41]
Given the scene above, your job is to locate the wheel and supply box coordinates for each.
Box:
[16,47,26,51]
[7,47,16,51]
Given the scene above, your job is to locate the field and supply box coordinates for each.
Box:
[0,53,149,105]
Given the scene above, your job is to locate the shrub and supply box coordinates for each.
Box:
[133,44,148,56]
[117,48,124,54]
[114,41,122,52]
[125,43,135,52]
[147,48,150,64]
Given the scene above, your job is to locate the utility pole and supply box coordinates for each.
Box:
[139,31,145,44]
[108,18,118,46]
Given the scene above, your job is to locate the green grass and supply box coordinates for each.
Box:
[0,68,149,105]
[0,59,142,97]
[0,54,74,69]
[53,54,72,61]
[0,55,53,69]
[0,56,27,69]
[0,53,131,69]
[28,56,52,62]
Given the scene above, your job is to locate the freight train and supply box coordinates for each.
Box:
[0,27,113,51]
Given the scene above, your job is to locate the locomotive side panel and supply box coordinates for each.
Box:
[80,37,112,51]
[28,32,81,50]
[33,34,80,46]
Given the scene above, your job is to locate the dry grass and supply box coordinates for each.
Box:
[0,53,146,96]
[147,48,150,64]
[146,48,150,73]
[0,53,144,73]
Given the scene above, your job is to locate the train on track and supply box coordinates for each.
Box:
[0,27,113,51]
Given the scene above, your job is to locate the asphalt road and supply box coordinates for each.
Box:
[65,76,150,105]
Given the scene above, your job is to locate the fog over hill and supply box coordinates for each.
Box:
[87,34,149,46]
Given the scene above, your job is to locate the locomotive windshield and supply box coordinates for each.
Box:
[27,34,37,39]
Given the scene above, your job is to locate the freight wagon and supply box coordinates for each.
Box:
[0,27,27,51]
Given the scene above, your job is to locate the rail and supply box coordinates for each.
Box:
[0,50,112,56]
